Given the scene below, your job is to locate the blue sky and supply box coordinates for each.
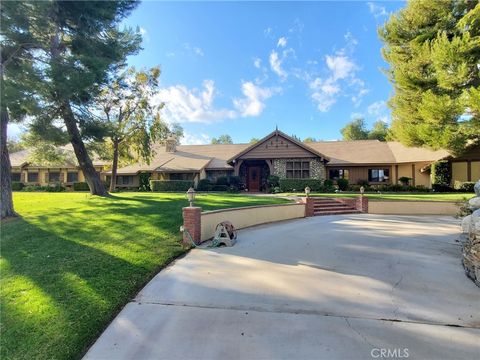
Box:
[10,1,406,144]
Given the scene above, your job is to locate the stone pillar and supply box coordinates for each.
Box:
[182,206,202,245]
[356,196,368,213]
[301,197,315,217]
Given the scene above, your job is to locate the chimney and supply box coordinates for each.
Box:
[165,135,177,153]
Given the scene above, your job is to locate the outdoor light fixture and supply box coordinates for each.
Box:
[305,186,311,197]
[186,187,196,207]
[360,186,365,196]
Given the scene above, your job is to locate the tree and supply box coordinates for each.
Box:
[1,1,141,198]
[380,0,480,155]
[249,137,260,143]
[368,120,389,141]
[303,137,317,143]
[7,138,27,153]
[341,118,369,140]
[211,134,233,144]
[97,67,183,191]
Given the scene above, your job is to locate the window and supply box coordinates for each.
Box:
[67,172,78,183]
[368,169,390,182]
[48,172,60,182]
[286,161,310,179]
[27,172,38,183]
[329,169,349,180]
[11,173,21,182]
[170,173,194,180]
[117,176,134,185]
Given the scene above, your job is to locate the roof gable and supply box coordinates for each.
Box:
[227,130,329,162]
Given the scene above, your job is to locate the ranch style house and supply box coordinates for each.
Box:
[9,129,480,191]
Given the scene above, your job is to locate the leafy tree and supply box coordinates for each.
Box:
[341,118,369,140]
[380,0,480,155]
[303,137,317,143]
[7,138,27,153]
[97,66,183,191]
[368,120,389,141]
[249,137,260,143]
[211,134,233,144]
[1,0,141,198]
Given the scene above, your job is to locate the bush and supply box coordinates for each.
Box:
[11,182,24,191]
[228,176,241,188]
[357,179,369,187]
[337,178,349,191]
[211,185,229,192]
[279,179,323,192]
[216,176,229,186]
[73,182,90,191]
[197,178,213,191]
[431,160,451,187]
[23,184,65,192]
[150,180,194,192]
[267,175,280,188]
[398,176,411,186]
[454,181,475,192]
[432,183,453,192]
[139,172,152,192]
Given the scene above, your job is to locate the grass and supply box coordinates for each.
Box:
[1,192,289,360]
[281,192,473,202]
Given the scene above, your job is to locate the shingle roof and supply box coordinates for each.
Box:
[9,145,109,168]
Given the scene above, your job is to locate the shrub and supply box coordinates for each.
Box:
[432,183,453,192]
[139,172,152,191]
[357,179,369,187]
[337,178,349,191]
[197,179,213,191]
[267,175,280,188]
[431,160,451,187]
[279,179,323,192]
[73,182,90,191]
[11,182,24,191]
[150,180,194,192]
[454,181,475,193]
[228,176,241,188]
[216,176,229,186]
[211,185,229,192]
[23,184,65,192]
[398,176,411,186]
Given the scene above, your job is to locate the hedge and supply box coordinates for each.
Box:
[11,182,24,191]
[279,179,324,192]
[23,184,65,192]
[73,182,90,191]
[454,181,475,192]
[150,180,194,192]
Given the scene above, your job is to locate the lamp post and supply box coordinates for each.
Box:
[186,187,196,207]
[360,186,365,196]
[305,186,311,197]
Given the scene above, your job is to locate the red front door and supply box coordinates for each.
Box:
[247,166,261,192]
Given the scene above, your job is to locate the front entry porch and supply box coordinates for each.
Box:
[237,160,271,192]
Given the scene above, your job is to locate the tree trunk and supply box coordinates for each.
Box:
[109,139,119,192]
[60,102,108,196]
[1,108,15,219]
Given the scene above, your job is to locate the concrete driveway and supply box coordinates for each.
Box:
[85,215,480,360]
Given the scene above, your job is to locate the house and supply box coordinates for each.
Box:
[10,129,479,190]
[9,145,109,187]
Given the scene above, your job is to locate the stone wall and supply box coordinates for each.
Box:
[461,180,480,287]
[272,158,326,180]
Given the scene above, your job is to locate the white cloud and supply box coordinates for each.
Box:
[277,37,287,48]
[367,2,388,18]
[309,33,369,112]
[182,43,204,57]
[180,132,211,145]
[269,50,287,79]
[264,27,274,38]
[155,80,236,124]
[234,82,281,117]
[367,100,386,116]
[253,57,262,69]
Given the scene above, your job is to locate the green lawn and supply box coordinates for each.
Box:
[1,192,289,360]
[282,192,473,202]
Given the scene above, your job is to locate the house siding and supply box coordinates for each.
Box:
[273,158,326,180]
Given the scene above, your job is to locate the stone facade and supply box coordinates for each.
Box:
[272,158,326,180]
[461,179,480,287]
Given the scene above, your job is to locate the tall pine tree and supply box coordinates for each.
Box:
[380,0,480,155]
[1,1,141,198]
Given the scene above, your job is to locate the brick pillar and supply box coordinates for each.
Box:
[182,206,202,245]
[356,196,368,213]
[301,197,315,217]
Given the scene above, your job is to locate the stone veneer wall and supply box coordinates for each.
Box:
[272,158,326,180]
